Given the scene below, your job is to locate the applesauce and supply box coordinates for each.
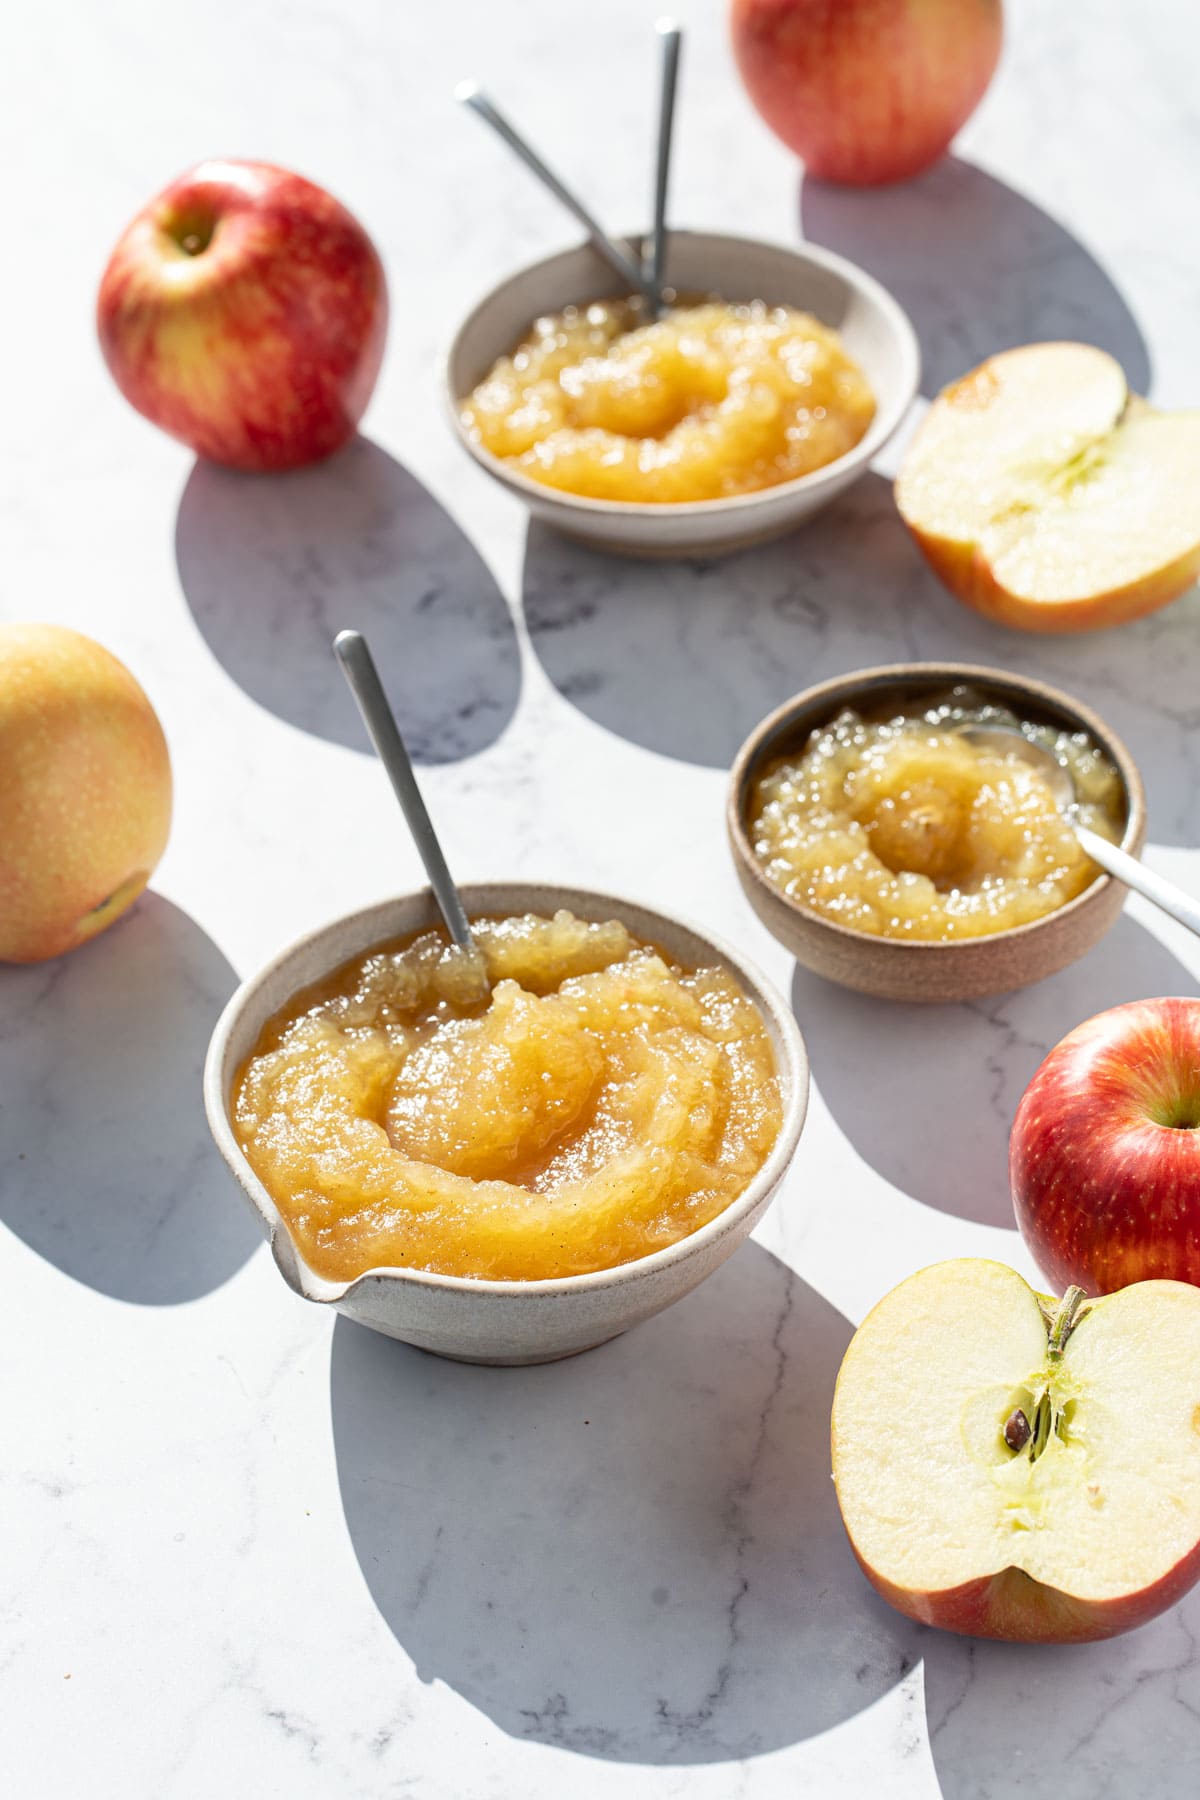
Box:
[460,298,876,502]
[232,910,782,1283]
[749,693,1125,941]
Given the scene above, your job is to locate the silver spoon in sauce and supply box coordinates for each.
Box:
[456,81,662,314]
[334,630,488,985]
[959,724,1200,939]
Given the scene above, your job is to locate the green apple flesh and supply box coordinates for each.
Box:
[832,1259,1200,1640]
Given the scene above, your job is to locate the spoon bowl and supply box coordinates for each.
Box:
[961,721,1200,942]
[957,723,1076,811]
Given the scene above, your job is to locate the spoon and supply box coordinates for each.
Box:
[333,630,482,964]
[456,81,661,311]
[960,724,1200,939]
[647,18,682,303]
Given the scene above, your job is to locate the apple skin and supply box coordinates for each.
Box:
[1011,999,1200,1293]
[729,0,1003,186]
[844,1535,1200,1643]
[907,515,1200,635]
[0,623,172,963]
[97,159,387,472]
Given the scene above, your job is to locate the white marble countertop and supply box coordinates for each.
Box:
[4,1,1200,1794]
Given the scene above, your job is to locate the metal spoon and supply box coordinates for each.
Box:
[959,724,1200,939]
[333,630,481,963]
[647,19,682,302]
[456,81,660,310]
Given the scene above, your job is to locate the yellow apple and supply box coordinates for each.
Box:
[0,624,172,962]
[832,1259,1200,1641]
[895,343,1200,632]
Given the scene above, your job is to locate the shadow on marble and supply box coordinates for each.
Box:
[330,1241,919,1763]
[800,155,1151,399]
[521,473,946,770]
[523,471,1200,845]
[0,894,259,1303]
[176,435,521,762]
[790,913,1197,1229]
[925,1585,1200,1800]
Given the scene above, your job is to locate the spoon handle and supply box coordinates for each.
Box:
[334,631,478,955]
[456,82,660,309]
[648,19,682,298]
[1076,825,1200,940]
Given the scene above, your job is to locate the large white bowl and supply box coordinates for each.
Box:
[445,229,919,557]
[203,884,809,1364]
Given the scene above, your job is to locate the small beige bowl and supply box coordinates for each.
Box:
[445,229,919,558]
[728,664,1147,1004]
[203,883,809,1365]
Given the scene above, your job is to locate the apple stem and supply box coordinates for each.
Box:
[1047,1285,1089,1360]
[1006,1289,1091,1464]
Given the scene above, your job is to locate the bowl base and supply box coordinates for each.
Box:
[404,1329,627,1367]
[549,514,804,561]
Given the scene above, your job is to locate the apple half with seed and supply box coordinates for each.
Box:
[895,343,1200,632]
[832,1259,1200,1641]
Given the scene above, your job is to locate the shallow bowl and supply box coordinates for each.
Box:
[204,883,809,1364]
[727,664,1147,1003]
[445,229,919,558]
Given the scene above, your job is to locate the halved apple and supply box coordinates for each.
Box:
[831,1259,1200,1641]
[896,344,1200,633]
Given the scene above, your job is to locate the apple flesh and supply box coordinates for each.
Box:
[0,623,172,962]
[832,1259,1200,1641]
[895,343,1200,632]
[729,0,1003,186]
[1011,998,1200,1294]
[97,159,387,472]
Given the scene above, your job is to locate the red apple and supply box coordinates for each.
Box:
[96,159,387,471]
[1011,998,1200,1293]
[729,0,1004,186]
[0,623,172,962]
[833,1259,1200,1641]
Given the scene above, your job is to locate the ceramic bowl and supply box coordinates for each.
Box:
[445,229,919,558]
[204,883,809,1365]
[728,664,1147,1004]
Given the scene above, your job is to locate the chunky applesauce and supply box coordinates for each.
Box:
[233,911,782,1283]
[460,298,876,502]
[749,694,1125,941]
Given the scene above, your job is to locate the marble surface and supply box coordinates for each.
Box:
[3,1,1200,1794]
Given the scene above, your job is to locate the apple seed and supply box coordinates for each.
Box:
[1003,1408,1032,1453]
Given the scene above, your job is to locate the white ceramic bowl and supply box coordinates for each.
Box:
[445,229,919,558]
[203,883,809,1364]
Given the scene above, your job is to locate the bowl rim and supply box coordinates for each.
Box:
[442,226,920,520]
[726,661,1148,957]
[203,881,810,1305]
